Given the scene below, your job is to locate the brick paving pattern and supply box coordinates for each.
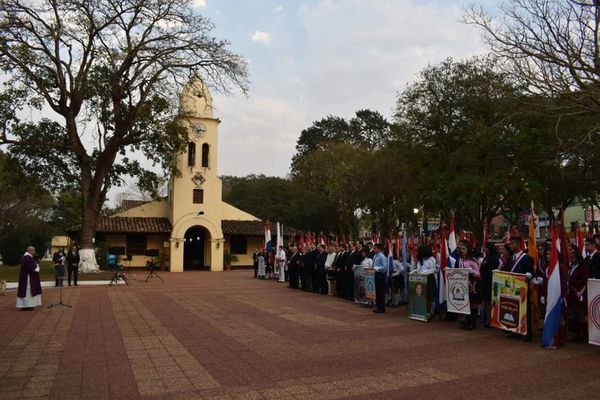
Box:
[1,271,599,400]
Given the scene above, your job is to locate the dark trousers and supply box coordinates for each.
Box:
[315,268,327,294]
[55,266,65,286]
[335,271,343,297]
[288,266,299,288]
[68,265,78,285]
[312,269,320,293]
[253,263,258,278]
[345,270,355,300]
[375,272,386,312]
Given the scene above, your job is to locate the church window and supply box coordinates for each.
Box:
[126,234,147,255]
[188,142,196,166]
[201,143,209,168]
[193,189,204,204]
[230,235,247,254]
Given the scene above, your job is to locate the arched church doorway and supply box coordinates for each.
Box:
[184,226,210,270]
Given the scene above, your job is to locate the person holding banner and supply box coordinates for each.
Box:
[506,236,534,341]
[415,246,436,275]
[480,242,500,327]
[456,240,481,330]
[567,243,589,342]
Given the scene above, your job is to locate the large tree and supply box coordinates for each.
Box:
[466,0,600,225]
[0,0,248,270]
[465,0,600,130]
[394,57,528,237]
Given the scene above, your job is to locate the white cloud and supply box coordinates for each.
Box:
[193,0,207,8]
[251,30,272,44]
[274,5,283,13]
[298,0,486,119]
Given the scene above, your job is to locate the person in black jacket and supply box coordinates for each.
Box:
[506,236,534,341]
[315,244,328,294]
[480,242,500,327]
[287,245,302,289]
[52,247,66,287]
[66,245,80,286]
[334,244,347,297]
[252,248,260,278]
[303,243,316,292]
[584,238,600,279]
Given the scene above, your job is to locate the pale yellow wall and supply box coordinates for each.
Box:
[221,202,260,221]
[227,236,263,266]
[115,199,169,218]
[99,234,170,268]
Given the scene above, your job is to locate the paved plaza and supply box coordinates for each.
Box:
[1,271,599,400]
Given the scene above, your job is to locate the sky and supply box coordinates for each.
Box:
[194,0,495,178]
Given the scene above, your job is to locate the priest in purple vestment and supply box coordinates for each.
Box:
[16,246,42,310]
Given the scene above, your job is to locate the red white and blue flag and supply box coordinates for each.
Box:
[448,214,457,254]
[542,226,561,348]
[439,226,449,304]
[265,222,272,253]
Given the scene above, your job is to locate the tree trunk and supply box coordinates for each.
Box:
[79,166,102,273]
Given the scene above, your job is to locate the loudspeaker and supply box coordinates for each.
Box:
[108,246,125,256]
[145,249,159,257]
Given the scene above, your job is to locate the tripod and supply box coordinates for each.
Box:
[145,258,163,282]
[109,263,128,286]
[48,270,71,309]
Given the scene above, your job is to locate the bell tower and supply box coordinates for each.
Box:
[168,79,224,272]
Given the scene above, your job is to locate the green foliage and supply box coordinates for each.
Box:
[0,152,53,264]
[221,175,337,232]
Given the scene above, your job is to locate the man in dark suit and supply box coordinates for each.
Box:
[343,243,356,300]
[303,243,315,292]
[315,244,328,294]
[334,244,347,297]
[288,245,302,289]
[585,238,600,279]
[66,245,80,286]
[505,237,534,275]
[506,236,534,341]
[252,248,260,278]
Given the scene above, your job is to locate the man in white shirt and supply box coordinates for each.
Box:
[276,246,287,283]
[372,244,387,313]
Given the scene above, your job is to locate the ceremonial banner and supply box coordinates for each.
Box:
[490,271,528,335]
[364,268,376,301]
[408,272,434,321]
[445,268,471,315]
[587,279,600,346]
[353,265,367,304]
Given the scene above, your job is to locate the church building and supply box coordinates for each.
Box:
[71,80,290,272]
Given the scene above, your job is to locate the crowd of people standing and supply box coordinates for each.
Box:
[253,234,600,348]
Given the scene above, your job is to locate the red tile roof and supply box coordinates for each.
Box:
[68,217,296,236]
[68,217,171,234]
[221,220,296,236]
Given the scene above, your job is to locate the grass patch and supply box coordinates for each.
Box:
[0,261,114,282]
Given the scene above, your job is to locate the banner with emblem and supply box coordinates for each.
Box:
[408,272,434,321]
[587,279,600,346]
[445,268,471,315]
[490,271,528,335]
[363,268,376,300]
